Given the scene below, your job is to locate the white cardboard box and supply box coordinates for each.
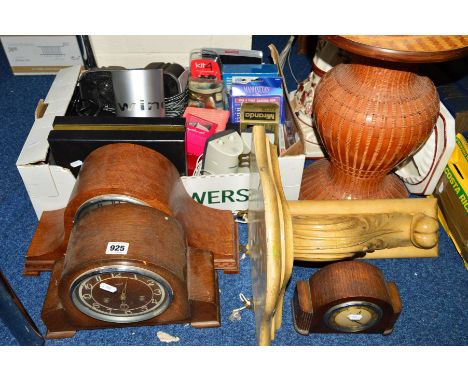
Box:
[89,35,252,68]
[17,65,304,219]
[1,36,83,75]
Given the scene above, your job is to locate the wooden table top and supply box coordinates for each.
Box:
[326,35,468,63]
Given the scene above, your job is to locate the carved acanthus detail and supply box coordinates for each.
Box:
[292,212,438,260]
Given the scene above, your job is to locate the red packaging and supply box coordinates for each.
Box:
[185,114,218,175]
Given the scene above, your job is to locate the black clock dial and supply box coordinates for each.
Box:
[71,266,172,323]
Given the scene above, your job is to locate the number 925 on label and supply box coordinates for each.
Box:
[105,242,130,255]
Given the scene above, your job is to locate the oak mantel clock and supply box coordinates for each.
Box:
[292,261,402,335]
[25,143,237,338]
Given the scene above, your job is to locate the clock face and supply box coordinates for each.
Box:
[71,266,172,323]
[323,301,383,333]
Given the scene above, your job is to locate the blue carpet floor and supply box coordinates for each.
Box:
[0,36,467,346]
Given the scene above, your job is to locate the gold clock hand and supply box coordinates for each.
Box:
[120,280,128,301]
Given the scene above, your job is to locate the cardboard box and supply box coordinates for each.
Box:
[1,36,83,75]
[17,65,305,218]
[432,133,468,267]
[88,36,252,68]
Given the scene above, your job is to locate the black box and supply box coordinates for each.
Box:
[48,116,187,177]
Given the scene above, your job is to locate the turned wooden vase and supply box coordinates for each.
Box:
[299,35,468,200]
[300,61,439,200]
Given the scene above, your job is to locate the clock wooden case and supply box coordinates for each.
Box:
[292,261,402,335]
[24,143,239,275]
[42,203,220,339]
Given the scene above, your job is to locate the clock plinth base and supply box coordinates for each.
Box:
[300,159,409,200]
[291,289,311,337]
[292,261,402,335]
[45,330,76,340]
[23,270,42,277]
[187,248,221,329]
[23,209,65,276]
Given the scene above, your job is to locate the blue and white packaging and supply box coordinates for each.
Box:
[222,64,278,93]
[230,77,284,123]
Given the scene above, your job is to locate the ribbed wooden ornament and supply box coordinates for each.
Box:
[300,62,439,200]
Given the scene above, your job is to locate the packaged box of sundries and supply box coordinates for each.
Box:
[222,64,278,93]
[17,66,304,217]
[230,77,284,124]
[433,133,468,267]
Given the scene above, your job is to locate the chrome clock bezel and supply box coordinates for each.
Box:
[323,300,383,333]
[74,194,148,223]
[70,265,173,324]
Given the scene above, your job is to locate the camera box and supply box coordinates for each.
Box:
[17,65,304,218]
[1,36,83,75]
[230,77,284,124]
